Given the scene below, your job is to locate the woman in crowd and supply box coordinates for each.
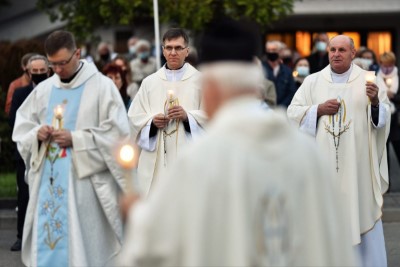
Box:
[292,57,310,89]
[113,55,139,102]
[102,63,131,110]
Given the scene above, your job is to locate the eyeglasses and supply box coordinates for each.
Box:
[48,50,77,68]
[163,46,188,53]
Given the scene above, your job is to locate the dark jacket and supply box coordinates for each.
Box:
[9,83,34,161]
[263,62,296,107]
[307,52,329,74]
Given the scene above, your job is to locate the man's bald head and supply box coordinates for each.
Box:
[328,35,356,74]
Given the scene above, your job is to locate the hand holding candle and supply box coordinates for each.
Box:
[365,71,379,106]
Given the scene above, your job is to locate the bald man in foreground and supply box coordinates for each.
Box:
[288,35,391,266]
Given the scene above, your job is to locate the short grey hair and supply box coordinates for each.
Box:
[28,55,49,68]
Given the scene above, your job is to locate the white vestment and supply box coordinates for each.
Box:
[128,63,207,196]
[287,64,390,247]
[119,97,356,266]
[13,61,131,267]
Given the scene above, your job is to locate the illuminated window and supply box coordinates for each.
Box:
[343,32,360,50]
[296,31,311,56]
[367,32,392,57]
[265,33,294,49]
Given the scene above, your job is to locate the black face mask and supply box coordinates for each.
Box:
[100,53,110,61]
[31,73,48,85]
[266,52,279,62]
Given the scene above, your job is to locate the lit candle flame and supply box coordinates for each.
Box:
[167,90,175,100]
[365,71,376,83]
[54,105,64,119]
[117,144,136,169]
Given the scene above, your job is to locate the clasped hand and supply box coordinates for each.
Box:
[153,106,187,129]
[37,125,73,148]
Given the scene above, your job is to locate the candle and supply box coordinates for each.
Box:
[116,143,137,193]
[167,89,175,100]
[365,71,376,83]
[54,105,64,130]
[386,78,393,87]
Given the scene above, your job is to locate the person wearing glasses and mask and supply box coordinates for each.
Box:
[12,30,131,267]
[8,54,49,252]
[128,28,207,197]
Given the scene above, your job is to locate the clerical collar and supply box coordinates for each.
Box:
[60,62,84,84]
[331,64,353,84]
[164,63,187,82]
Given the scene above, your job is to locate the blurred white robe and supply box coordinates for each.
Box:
[119,97,356,267]
[13,61,131,267]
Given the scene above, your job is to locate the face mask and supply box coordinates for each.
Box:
[316,41,327,52]
[31,73,48,85]
[361,58,373,68]
[100,53,110,61]
[138,51,150,60]
[296,66,310,77]
[381,66,394,75]
[266,52,279,62]
[129,46,136,55]
[282,57,292,65]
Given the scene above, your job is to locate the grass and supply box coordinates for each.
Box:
[0,172,17,198]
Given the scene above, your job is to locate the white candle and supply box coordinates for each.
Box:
[167,89,175,100]
[386,78,393,87]
[116,143,136,193]
[365,71,376,83]
[54,105,64,130]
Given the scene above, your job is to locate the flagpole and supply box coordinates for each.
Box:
[153,0,161,69]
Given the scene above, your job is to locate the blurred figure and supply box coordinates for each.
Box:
[280,47,294,69]
[113,55,139,101]
[118,19,355,267]
[8,54,50,252]
[288,35,390,267]
[254,57,277,107]
[352,57,370,70]
[377,51,400,191]
[306,32,329,74]
[128,29,206,196]
[185,46,198,67]
[103,63,131,110]
[127,36,139,61]
[130,39,157,86]
[292,57,310,89]
[360,49,380,73]
[263,40,296,107]
[79,43,94,63]
[5,52,36,116]
[95,41,116,71]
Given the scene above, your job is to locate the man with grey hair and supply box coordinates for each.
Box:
[119,21,355,266]
[130,39,157,85]
[288,35,391,266]
[9,54,50,251]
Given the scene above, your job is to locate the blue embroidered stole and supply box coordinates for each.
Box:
[37,84,84,266]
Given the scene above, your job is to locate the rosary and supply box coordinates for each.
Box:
[331,103,342,172]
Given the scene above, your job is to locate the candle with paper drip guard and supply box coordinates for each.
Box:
[54,105,64,130]
[116,143,137,193]
[365,71,376,104]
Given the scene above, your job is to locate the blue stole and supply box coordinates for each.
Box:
[36,84,84,267]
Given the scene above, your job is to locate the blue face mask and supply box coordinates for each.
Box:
[138,51,150,60]
[129,46,136,55]
[315,41,327,52]
[296,66,310,77]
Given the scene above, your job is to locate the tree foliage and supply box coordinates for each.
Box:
[37,0,294,41]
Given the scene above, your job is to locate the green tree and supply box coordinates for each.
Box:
[37,0,293,41]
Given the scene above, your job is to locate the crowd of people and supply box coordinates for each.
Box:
[3,20,400,266]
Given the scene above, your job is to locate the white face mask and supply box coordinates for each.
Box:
[296,66,310,77]
[129,46,136,55]
[316,41,327,52]
[361,58,373,68]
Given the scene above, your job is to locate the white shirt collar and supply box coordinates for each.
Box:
[330,64,353,84]
[163,63,187,82]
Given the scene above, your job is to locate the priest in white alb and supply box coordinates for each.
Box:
[12,31,131,267]
[128,28,206,196]
[118,20,356,267]
[288,35,390,267]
